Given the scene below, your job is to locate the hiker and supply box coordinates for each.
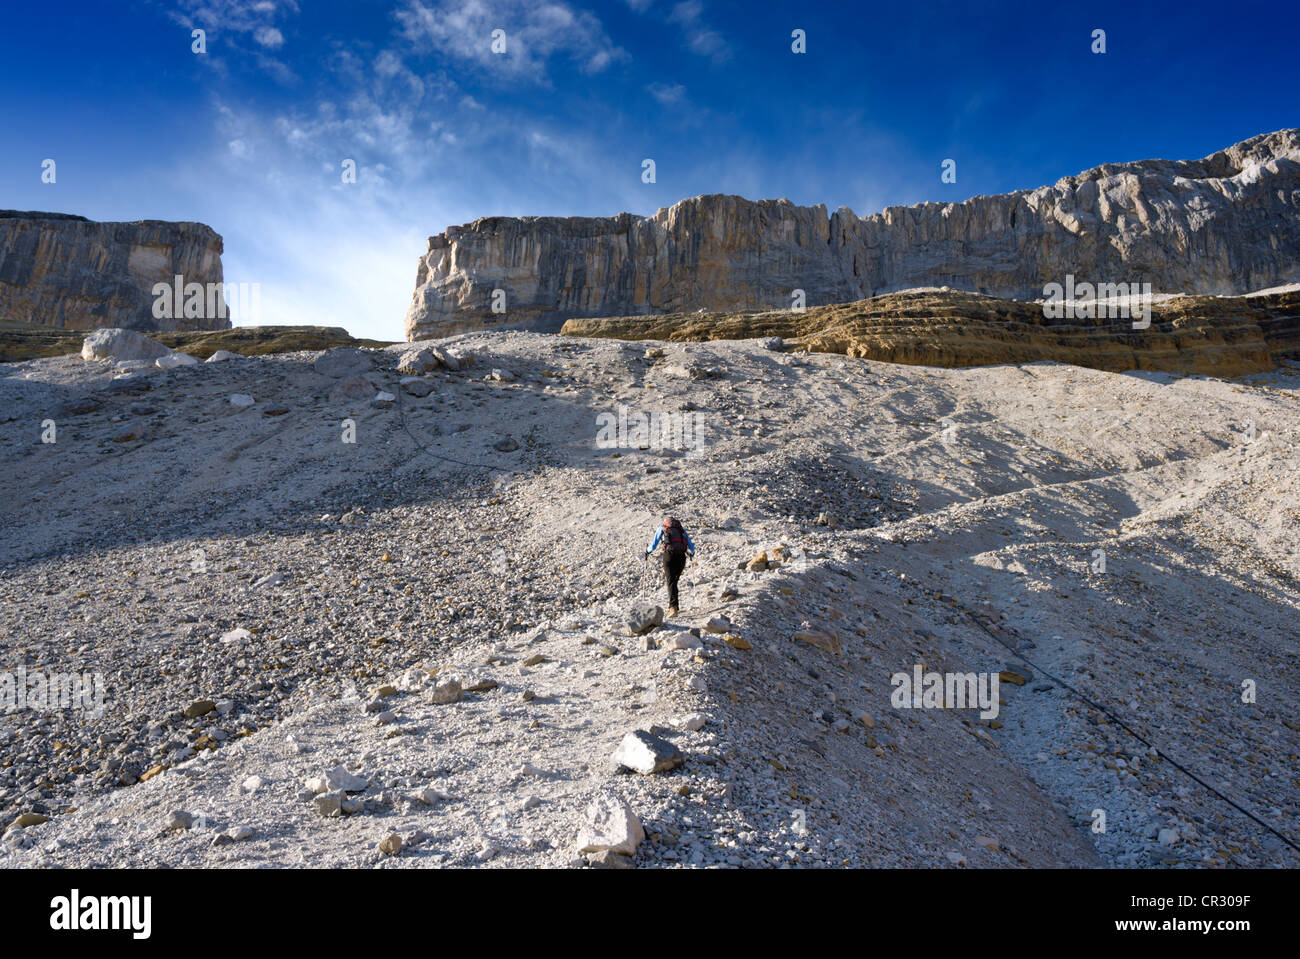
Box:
[645,517,695,616]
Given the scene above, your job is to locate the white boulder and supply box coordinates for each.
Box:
[576,794,644,856]
[81,328,174,363]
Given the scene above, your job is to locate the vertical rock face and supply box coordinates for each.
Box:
[404,129,1300,340]
[0,212,229,332]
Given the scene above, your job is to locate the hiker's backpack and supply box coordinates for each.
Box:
[663,518,688,556]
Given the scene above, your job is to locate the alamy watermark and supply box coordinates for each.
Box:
[595,405,707,456]
[890,665,1000,720]
[1042,274,1152,329]
[2,667,105,718]
[152,274,261,324]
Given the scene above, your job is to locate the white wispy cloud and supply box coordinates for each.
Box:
[647,81,685,105]
[254,25,284,48]
[168,0,300,80]
[172,0,298,35]
[394,0,628,82]
[667,0,730,61]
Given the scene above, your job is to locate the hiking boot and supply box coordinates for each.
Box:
[668,606,679,618]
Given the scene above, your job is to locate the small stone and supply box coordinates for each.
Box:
[211,826,254,846]
[793,626,842,655]
[375,710,397,726]
[240,775,265,794]
[413,786,448,804]
[1158,828,1180,846]
[677,713,707,732]
[400,377,434,397]
[183,699,216,718]
[379,833,403,856]
[325,764,368,792]
[722,633,751,650]
[428,679,463,704]
[229,394,255,408]
[314,793,343,818]
[10,813,48,829]
[160,810,194,834]
[666,634,702,650]
[522,654,547,667]
[703,615,730,634]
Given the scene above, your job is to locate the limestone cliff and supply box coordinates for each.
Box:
[405,129,1300,340]
[0,212,229,332]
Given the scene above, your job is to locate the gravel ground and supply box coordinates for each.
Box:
[1,333,1297,867]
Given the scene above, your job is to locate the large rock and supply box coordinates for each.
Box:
[625,603,664,635]
[405,130,1300,340]
[314,347,372,378]
[80,327,177,363]
[0,211,228,332]
[155,352,198,369]
[576,794,645,855]
[611,730,684,775]
[396,347,437,375]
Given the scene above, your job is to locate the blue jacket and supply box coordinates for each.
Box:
[647,524,695,557]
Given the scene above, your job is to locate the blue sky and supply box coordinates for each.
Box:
[2,0,1296,340]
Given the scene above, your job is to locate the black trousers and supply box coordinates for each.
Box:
[663,550,687,609]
